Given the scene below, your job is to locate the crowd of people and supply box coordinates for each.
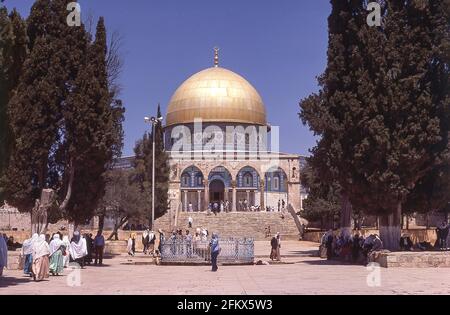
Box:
[183,198,288,214]
[320,223,450,265]
[141,227,220,272]
[0,230,106,281]
[127,228,165,257]
[320,230,383,264]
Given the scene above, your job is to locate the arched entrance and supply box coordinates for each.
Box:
[209,179,225,203]
[207,166,232,211]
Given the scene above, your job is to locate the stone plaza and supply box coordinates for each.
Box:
[1,241,449,295]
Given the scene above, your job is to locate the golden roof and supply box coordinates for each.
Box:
[165,66,267,127]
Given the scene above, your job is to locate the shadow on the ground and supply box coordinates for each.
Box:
[287,250,318,256]
[0,276,33,287]
[299,259,358,266]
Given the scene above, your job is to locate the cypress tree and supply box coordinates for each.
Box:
[2,1,125,228]
[133,105,169,228]
[154,104,170,220]
[0,8,27,203]
[64,17,123,225]
[2,0,66,211]
[300,0,449,250]
[300,0,367,236]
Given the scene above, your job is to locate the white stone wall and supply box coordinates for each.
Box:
[0,211,31,231]
[265,192,288,211]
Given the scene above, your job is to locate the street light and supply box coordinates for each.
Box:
[144,114,163,229]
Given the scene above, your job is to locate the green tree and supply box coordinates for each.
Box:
[98,169,147,240]
[2,0,71,212]
[64,17,123,225]
[2,1,125,229]
[300,0,450,250]
[300,0,367,236]
[133,105,169,228]
[300,162,342,230]
[0,7,27,203]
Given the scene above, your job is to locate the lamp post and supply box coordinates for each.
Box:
[144,115,163,229]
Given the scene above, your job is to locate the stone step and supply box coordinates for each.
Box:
[155,211,301,241]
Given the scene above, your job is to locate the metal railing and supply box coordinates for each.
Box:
[160,238,254,264]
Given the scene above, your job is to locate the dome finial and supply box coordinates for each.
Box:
[214,47,220,67]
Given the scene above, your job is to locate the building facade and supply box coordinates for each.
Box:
[162,51,302,215]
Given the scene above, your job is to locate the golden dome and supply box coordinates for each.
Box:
[165,67,267,127]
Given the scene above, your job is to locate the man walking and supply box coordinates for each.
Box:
[188,216,193,228]
[94,231,105,266]
[210,233,221,272]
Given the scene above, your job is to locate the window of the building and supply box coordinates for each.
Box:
[197,176,203,186]
[273,176,280,191]
[182,175,189,187]
[243,172,253,187]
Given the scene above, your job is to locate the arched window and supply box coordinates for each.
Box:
[265,167,287,192]
[181,166,204,188]
[243,172,253,187]
[273,175,280,191]
[182,175,190,187]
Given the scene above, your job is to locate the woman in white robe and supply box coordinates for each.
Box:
[61,235,71,268]
[22,233,38,276]
[0,236,7,277]
[49,234,64,275]
[69,231,88,268]
[32,234,50,281]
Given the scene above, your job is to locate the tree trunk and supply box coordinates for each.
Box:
[59,158,75,212]
[379,202,402,251]
[107,216,128,241]
[340,193,352,238]
[98,214,105,233]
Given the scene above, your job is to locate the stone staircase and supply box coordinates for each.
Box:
[155,211,301,240]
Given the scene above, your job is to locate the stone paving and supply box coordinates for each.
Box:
[1,241,449,295]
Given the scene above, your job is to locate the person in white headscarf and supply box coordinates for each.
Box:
[32,234,50,281]
[201,228,208,241]
[49,234,65,275]
[0,235,7,277]
[148,230,155,255]
[22,233,38,276]
[69,231,88,268]
[61,235,71,268]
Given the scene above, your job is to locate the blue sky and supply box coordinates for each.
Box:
[5,0,330,157]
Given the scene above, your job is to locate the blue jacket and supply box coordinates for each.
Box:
[210,238,220,254]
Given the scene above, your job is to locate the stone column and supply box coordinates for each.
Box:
[184,190,188,212]
[197,190,202,212]
[204,179,209,210]
[232,180,237,212]
[246,190,250,208]
[260,179,265,211]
